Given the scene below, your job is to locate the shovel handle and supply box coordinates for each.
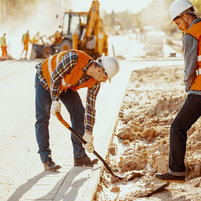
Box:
[56,111,86,144]
[55,111,123,179]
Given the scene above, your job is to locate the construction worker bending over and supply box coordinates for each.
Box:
[155,0,201,182]
[21,30,30,60]
[35,49,119,171]
[0,33,7,57]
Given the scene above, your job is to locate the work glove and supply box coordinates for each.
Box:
[82,133,94,153]
[50,101,61,116]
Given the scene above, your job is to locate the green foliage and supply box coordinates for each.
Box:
[102,10,139,34]
[102,0,201,35]
[102,0,175,34]
[191,0,201,17]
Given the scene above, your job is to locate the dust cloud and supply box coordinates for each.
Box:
[0,0,71,59]
[141,0,171,30]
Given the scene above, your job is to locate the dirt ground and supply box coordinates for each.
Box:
[93,65,201,201]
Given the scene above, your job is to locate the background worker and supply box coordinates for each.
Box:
[155,0,201,182]
[52,30,62,45]
[31,32,40,45]
[35,49,119,171]
[0,33,7,58]
[21,30,30,59]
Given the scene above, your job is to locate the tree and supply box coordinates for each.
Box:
[191,0,201,17]
[102,11,139,34]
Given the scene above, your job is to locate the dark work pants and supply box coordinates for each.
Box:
[169,94,201,173]
[35,73,86,163]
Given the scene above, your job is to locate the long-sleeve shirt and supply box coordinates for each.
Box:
[36,51,100,134]
[184,18,201,95]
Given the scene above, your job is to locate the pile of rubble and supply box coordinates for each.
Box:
[93,65,201,201]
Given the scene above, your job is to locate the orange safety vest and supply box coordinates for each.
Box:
[185,21,201,91]
[41,50,96,92]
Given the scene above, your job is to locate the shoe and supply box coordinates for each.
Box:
[74,155,98,167]
[43,158,61,171]
[155,172,185,183]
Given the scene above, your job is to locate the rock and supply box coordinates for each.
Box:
[118,155,147,172]
[117,128,132,140]
[137,127,158,142]
[111,176,120,183]
[117,127,135,141]
[194,164,201,177]
[118,111,124,118]
[110,186,120,192]
[122,140,130,145]
[149,155,168,173]
[186,163,201,179]
[108,146,116,156]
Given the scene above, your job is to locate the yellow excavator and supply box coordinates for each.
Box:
[31,0,108,59]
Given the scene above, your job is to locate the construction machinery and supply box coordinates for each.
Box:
[30,0,108,59]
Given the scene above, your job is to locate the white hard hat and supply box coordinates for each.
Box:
[96,56,119,82]
[169,0,193,21]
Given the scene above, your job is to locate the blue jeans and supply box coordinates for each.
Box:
[35,73,86,162]
[169,94,201,173]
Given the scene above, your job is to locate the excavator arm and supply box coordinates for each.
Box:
[80,0,108,56]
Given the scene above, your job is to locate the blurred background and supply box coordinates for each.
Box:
[0,0,201,59]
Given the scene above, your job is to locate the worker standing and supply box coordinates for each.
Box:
[35,49,119,171]
[21,30,30,60]
[155,0,201,182]
[0,33,7,58]
[31,32,40,45]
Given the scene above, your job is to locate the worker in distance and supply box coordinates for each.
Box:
[155,0,201,182]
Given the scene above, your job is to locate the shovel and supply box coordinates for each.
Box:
[55,111,135,181]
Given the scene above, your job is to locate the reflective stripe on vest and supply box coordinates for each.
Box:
[198,55,201,62]
[196,55,201,75]
[185,21,201,91]
[196,69,201,76]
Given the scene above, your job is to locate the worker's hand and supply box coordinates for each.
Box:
[50,101,61,116]
[83,133,94,153]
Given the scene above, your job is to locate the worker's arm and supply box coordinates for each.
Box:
[50,52,78,101]
[82,82,100,153]
[84,82,100,134]
[183,33,198,92]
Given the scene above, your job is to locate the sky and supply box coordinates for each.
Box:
[72,0,152,13]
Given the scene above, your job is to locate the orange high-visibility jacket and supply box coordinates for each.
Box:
[185,21,201,91]
[41,50,96,92]
[22,34,30,50]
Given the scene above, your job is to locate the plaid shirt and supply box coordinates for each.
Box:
[36,51,100,134]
